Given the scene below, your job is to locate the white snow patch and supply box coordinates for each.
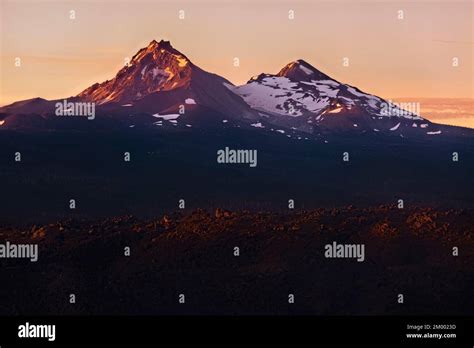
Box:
[251,122,264,128]
[276,129,285,134]
[366,98,380,109]
[121,104,133,107]
[300,80,339,98]
[151,67,159,79]
[233,77,330,116]
[353,124,358,127]
[319,79,340,87]
[152,113,180,120]
[412,123,418,128]
[390,122,401,131]
[129,125,135,128]
[427,130,442,135]
[0,120,5,126]
[185,124,192,127]
[299,64,313,75]
[141,66,147,79]
[373,128,380,132]
[346,86,367,98]
[421,124,429,128]
[185,98,196,105]
[222,120,228,123]
[150,67,170,80]
[338,96,355,105]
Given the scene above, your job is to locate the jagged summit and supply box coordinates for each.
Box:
[130,39,187,63]
[143,39,172,53]
[247,59,334,85]
[144,39,175,51]
[78,40,193,104]
[277,59,333,81]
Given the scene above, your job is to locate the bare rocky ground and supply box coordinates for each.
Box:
[0,206,473,315]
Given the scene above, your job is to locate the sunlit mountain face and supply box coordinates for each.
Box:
[78,40,194,104]
[1,40,472,141]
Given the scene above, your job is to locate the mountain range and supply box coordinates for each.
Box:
[0,39,472,139]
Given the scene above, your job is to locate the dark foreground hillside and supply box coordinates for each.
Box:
[0,127,473,224]
[0,207,472,315]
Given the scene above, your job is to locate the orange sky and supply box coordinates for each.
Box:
[0,0,473,107]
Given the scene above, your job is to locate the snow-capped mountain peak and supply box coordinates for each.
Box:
[78,40,193,104]
[230,59,427,134]
[76,40,259,120]
[130,39,189,67]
